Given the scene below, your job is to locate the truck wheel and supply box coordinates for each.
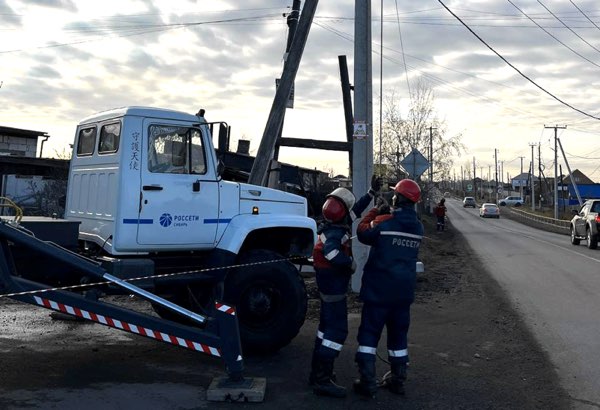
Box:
[224,249,307,354]
[587,228,598,249]
[570,226,580,245]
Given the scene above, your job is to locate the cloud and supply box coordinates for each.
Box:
[0,0,21,26]
[20,0,77,12]
[2,0,600,180]
[28,64,62,79]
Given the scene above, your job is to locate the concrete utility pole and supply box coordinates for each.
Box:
[248,0,318,186]
[519,156,525,199]
[530,143,536,211]
[351,0,373,293]
[545,125,566,219]
[353,0,373,196]
[472,156,476,198]
[494,149,499,203]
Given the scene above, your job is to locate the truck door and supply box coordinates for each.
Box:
[137,121,219,247]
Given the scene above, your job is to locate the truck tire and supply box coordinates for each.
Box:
[570,226,580,245]
[587,228,598,249]
[224,249,307,354]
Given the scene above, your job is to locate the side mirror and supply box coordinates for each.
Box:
[571,209,578,216]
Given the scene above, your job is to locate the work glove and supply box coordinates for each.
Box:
[369,175,383,196]
[376,196,390,215]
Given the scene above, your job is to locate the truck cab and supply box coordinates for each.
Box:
[65,106,316,352]
[66,106,314,256]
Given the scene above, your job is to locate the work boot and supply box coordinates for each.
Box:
[312,359,347,398]
[308,341,336,386]
[381,363,407,395]
[353,359,377,398]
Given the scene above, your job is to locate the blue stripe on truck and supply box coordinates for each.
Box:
[204,219,232,224]
[123,219,153,224]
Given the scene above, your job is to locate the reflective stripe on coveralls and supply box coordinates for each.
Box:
[321,232,350,261]
[316,330,343,351]
[388,348,408,357]
[319,233,350,244]
[324,249,340,260]
[357,345,377,355]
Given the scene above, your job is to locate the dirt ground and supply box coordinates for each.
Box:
[0,213,574,409]
[304,213,572,409]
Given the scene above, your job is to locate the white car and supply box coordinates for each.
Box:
[498,196,523,207]
[480,203,500,218]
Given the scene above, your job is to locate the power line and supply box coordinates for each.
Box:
[570,0,600,32]
[508,0,600,69]
[537,0,600,55]
[0,14,282,54]
[314,21,557,123]
[437,0,600,121]
[394,0,412,98]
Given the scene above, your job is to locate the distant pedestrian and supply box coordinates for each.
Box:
[353,179,423,398]
[434,198,447,231]
[309,176,382,398]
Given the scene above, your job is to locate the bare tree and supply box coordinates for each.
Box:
[376,80,464,183]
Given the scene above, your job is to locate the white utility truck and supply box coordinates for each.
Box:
[50,106,316,353]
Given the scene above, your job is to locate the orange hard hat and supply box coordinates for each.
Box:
[394,179,421,203]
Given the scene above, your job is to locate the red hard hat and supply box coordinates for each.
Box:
[322,197,347,222]
[394,179,421,203]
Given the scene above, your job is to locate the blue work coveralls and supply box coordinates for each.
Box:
[354,204,423,366]
[311,192,373,359]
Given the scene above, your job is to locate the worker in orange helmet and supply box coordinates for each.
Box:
[353,179,424,398]
[309,176,382,398]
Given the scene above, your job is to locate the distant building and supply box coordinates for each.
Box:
[558,169,600,206]
[562,169,595,185]
[0,126,68,216]
[511,172,538,189]
[0,126,48,158]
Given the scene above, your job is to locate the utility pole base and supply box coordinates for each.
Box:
[207,377,267,402]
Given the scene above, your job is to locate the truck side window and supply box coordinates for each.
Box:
[77,127,97,156]
[190,129,206,174]
[98,122,121,154]
[148,125,205,174]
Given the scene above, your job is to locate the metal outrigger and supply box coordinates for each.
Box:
[0,220,265,402]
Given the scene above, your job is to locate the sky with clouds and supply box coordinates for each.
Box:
[1,0,600,183]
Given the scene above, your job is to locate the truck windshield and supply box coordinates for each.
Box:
[147,125,206,174]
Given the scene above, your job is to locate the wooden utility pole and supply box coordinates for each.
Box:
[338,55,354,175]
[429,126,436,183]
[273,0,301,162]
[248,0,318,186]
[530,143,536,211]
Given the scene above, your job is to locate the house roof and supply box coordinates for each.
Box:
[563,169,594,185]
[512,172,538,181]
[0,126,48,140]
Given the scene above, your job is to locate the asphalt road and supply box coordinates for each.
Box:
[447,198,600,409]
